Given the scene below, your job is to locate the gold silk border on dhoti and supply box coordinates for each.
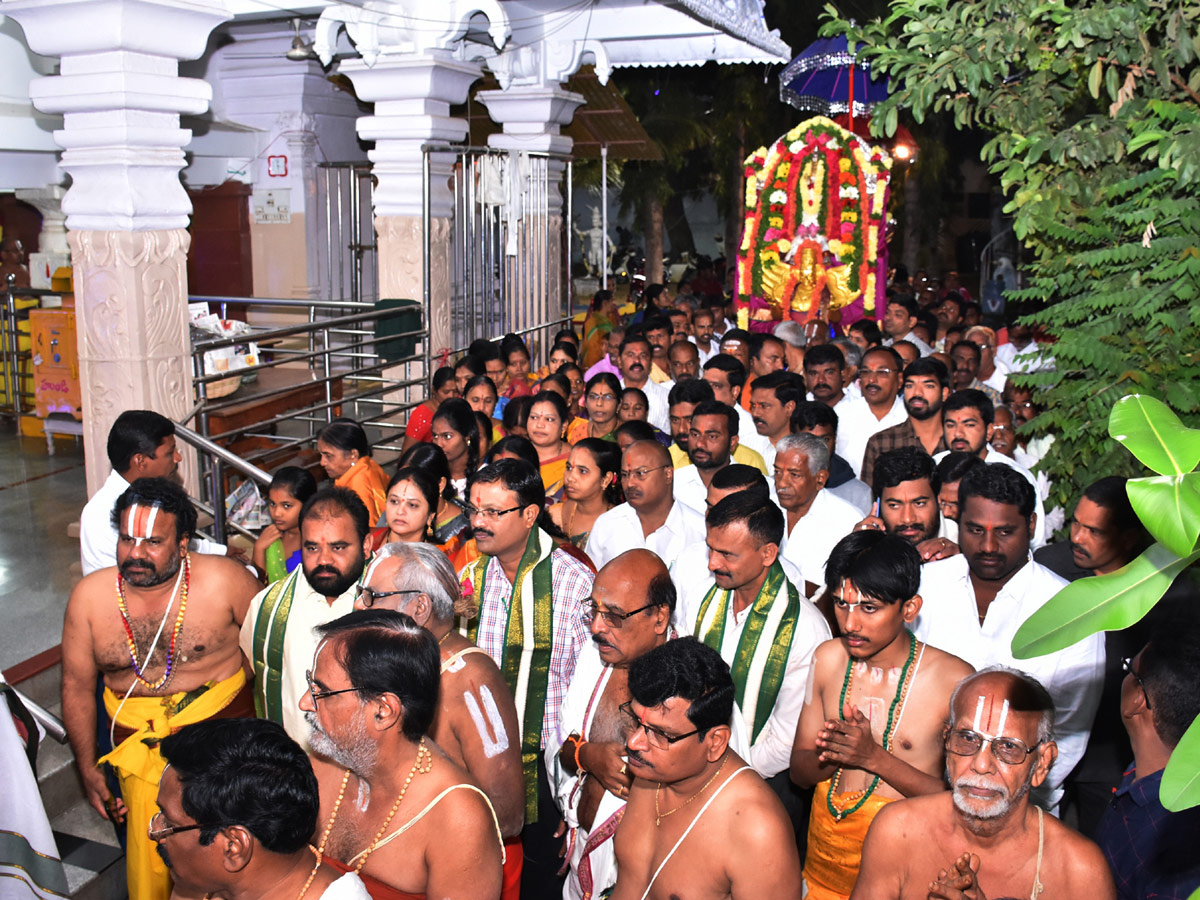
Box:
[99,669,248,900]
[802,778,896,900]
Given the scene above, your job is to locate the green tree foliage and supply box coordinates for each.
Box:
[822,0,1200,514]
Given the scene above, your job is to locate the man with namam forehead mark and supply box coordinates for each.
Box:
[850,667,1116,900]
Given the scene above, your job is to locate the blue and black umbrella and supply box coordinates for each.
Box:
[779,35,889,118]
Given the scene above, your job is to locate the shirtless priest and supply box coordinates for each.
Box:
[790,530,973,900]
[851,667,1116,900]
[610,638,802,900]
[62,477,260,900]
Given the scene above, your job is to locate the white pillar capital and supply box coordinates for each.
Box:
[476,85,584,156]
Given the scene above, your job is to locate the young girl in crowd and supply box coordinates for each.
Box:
[252,466,317,583]
[429,398,480,501]
[549,438,621,556]
[567,372,620,443]
[402,366,459,450]
[369,467,439,551]
[316,418,388,521]
[527,390,571,502]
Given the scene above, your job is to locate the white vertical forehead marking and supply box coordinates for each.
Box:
[995,699,1010,738]
[973,695,986,732]
[125,504,159,546]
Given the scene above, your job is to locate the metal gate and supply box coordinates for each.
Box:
[317,162,378,305]
[435,147,573,362]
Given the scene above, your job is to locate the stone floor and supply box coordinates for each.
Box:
[0,427,87,672]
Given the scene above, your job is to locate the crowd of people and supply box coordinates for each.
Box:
[61,270,1200,900]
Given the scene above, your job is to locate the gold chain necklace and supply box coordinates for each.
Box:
[315,739,433,874]
[655,752,728,827]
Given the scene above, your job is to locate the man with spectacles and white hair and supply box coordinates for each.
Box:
[850,667,1116,900]
[457,458,594,898]
[357,541,525,899]
[547,549,679,900]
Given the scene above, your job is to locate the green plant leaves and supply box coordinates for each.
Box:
[1109,394,1200,475]
[1012,543,1199,658]
[1126,473,1200,557]
[1162,714,1200,812]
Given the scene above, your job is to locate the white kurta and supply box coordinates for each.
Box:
[239,570,358,750]
[778,489,863,589]
[837,394,908,479]
[915,555,1104,810]
[673,464,780,518]
[934,448,1048,548]
[586,500,706,572]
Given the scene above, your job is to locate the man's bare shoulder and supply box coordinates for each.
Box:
[714,763,793,842]
[812,636,851,673]
[1042,812,1117,895]
[189,552,260,589]
[916,643,974,686]
[869,790,952,841]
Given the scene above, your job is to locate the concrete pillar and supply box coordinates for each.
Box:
[3,0,231,494]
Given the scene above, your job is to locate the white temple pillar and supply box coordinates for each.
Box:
[14,185,69,288]
[339,53,481,358]
[2,0,231,494]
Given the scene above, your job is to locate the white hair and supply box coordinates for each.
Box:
[775,432,830,476]
[374,542,458,622]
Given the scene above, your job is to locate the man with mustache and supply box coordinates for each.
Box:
[548,550,677,900]
[241,487,372,748]
[302,610,505,900]
[936,390,1046,547]
[859,358,950,491]
[618,333,672,432]
[672,400,778,516]
[791,531,973,900]
[667,379,767,475]
[643,316,676,384]
[855,448,959,562]
[803,344,854,419]
[586,440,705,571]
[701,354,772,459]
[610,638,803,900]
[355,542,524,897]
[458,459,593,898]
[850,668,1116,900]
[914,465,1105,813]
[748,370,801,469]
[837,347,908,480]
[63,477,260,900]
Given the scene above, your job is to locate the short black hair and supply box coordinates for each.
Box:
[470,457,545,512]
[690,399,738,437]
[317,610,440,741]
[944,389,994,426]
[939,292,968,317]
[112,477,198,543]
[669,378,715,407]
[824,530,922,605]
[628,637,734,736]
[644,315,672,336]
[863,345,904,372]
[749,370,801,408]
[709,464,769,502]
[1081,475,1142,535]
[707,489,784,547]
[160,719,318,853]
[1140,614,1200,747]
[958,463,1036,521]
[849,319,883,346]
[792,400,839,435]
[804,344,845,370]
[318,419,372,458]
[300,486,371,543]
[749,333,784,360]
[903,357,950,388]
[619,334,653,356]
[107,410,176,472]
[950,339,982,364]
[873,447,938,500]
[702,354,747,391]
[934,451,986,490]
[887,295,920,319]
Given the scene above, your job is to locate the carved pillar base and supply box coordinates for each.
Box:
[69,229,195,495]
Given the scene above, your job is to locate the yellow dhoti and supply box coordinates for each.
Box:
[802,778,896,900]
[99,669,250,900]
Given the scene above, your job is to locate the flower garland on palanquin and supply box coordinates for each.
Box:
[737,117,891,331]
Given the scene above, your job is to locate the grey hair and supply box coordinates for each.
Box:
[374,542,458,622]
[774,432,830,476]
[948,666,1055,744]
[832,337,863,369]
[772,320,807,349]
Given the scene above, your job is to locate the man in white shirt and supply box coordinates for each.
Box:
[854,446,959,560]
[691,306,719,363]
[587,440,705,571]
[79,409,225,574]
[702,354,772,459]
[937,389,1046,547]
[803,344,859,462]
[676,491,830,779]
[618,333,672,432]
[748,370,801,470]
[673,400,751,516]
[837,346,909,478]
[995,321,1055,374]
[965,325,1010,395]
[774,433,863,593]
[914,463,1105,812]
[881,295,934,357]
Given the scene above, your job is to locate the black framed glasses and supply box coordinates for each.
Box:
[619,701,701,749]
[358,585,422,608]
[945,729,1040,766]
[583,601,659,628]
[1122,656,1153,709]
[148,811,224,842]
[461,504,523,523]
[619,465,670,482]
[305,669,361,703]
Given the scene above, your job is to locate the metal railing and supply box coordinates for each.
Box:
[1,276,59,417]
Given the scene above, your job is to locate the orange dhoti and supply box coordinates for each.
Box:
[802,778,896,900]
